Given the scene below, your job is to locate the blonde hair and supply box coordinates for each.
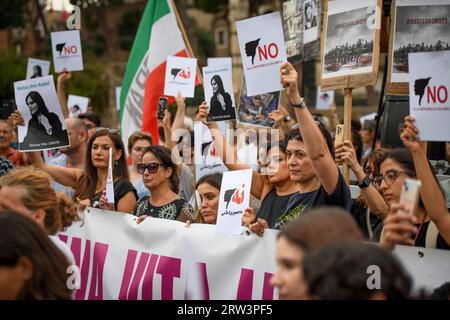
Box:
[0,167,79,235]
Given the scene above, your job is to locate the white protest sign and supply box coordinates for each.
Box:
[316,86,335,110]
[236,12,287,96]
[215,169,252,236]
[194,121,227,182]
[26,58,50,79]
[164,56,197,98]
[14,76,70,151]
[409,51,450,141]
[203,65,236,122]
[106,147,115,205]
[115,87,122,111]
[67,94,89,118]
[51,30,84,72]
[207,57,232,70]
[303,0,320,44]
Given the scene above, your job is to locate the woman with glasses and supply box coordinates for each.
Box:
[28,128,137,213]
[133,145,194,222]
[373,143,450,250]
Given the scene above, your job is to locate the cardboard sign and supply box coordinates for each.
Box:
[236,12,287,96]
[203,65,236,122]
[207,57,232,70]
[164,56,197,98]
[409,51,450,141]
[51,30,84,72]
[26,58,50,79]
[67,94,89,118]
[194,121,227,182]
[14,76,70,151]
[316,86,335,110]
[215,169,252,236]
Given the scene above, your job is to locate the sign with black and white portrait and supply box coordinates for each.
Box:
[203,65,236,122]
[14,76,70,151]
[303,0,319,44]
[26,58,50,79]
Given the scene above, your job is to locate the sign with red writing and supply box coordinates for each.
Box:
[51,30,84,72]
[409,51,450,141]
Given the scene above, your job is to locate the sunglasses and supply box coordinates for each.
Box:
[95,127,120,134]
[137,162,163,174]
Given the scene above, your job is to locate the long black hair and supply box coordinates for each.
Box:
[211,75,226,96]
[142,145,180,194]
[25,91,50,117]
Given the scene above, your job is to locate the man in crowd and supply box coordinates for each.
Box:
[78,112,101,140]
[0,120,26,166]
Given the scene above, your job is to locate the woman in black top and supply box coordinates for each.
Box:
[20,91,69,150]
[207,75,235,121]
[133,145,194,222]
[375,118,450,250]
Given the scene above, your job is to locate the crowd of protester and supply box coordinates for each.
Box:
[1,63,450,300]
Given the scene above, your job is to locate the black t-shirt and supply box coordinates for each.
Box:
[349,199,383,239]
[372,220,450,250]
[256,188,299,228]
[275,171,351,229]
[91,178,137,211]
[132,196,195,222]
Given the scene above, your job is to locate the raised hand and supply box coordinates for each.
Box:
[400,116,426,154]
[280,62,301,104]
[380,203,418,251]
[196,101,209,123]
[335,140,359,170]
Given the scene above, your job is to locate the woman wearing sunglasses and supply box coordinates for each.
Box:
[133,145,194,222]
[28,128,138,213]
[373,137,449,250]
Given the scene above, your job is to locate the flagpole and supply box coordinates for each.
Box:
[170,0,203,84]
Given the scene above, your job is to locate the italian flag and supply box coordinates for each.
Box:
[120,0,194,145]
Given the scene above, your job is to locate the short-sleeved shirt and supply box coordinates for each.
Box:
[256,188,299,228]
[275,171,351,229]
[132,195,194,222]
[49,154,74,199]
[90,178,137,211]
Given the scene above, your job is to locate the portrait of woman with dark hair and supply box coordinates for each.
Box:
[30,65,43,79]
[207,74,235,121]
[20,91,69,150]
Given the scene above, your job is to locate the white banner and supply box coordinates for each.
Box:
[59,208,278,300]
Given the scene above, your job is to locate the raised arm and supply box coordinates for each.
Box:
[197,102,268,200]
[401,116,450,244]
[172,94,186,132]
[336,140,388,219]
[281,62,339,195]
[57,70,72,119]
[27,151,81,189]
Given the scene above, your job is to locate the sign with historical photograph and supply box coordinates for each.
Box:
[388,0,450,95]
[316,86,335,110]
[237,78,280,128]
[194,121,228,182]
[236,12,287,96]
[14,76,70,151]
[26,58,50,79]
[216,169,252,236]
[203,65,236,122]
[303,0,320,44]
[67,94,89,118]
[409,51,450,141]
[164,56,197,98]
[51,30,84,73]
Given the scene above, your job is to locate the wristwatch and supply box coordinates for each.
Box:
[283,115,292,122]
[292,97,306,109]
[358,176,371,189]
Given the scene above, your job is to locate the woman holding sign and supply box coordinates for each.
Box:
[21,91,69,149]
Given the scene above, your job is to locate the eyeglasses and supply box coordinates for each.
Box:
[373,170,408,187]
[137,162,163,174]
[95,127,120,134]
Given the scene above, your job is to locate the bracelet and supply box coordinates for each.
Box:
[291,97,306,109]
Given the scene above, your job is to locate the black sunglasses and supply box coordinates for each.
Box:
[137,162,163,174]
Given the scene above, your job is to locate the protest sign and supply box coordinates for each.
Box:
[67,94,89,118]
[321,0,381,90]
[387,0,450,95]
[26,58,50,79]
[316,86,335,110]
[51,30,84,73]
[237,78,280,128]
[303,0,319,44]
[164,56,197,98]
[14,76,70,151]
[203,65,236,122]
[409,51,450,141]
[207,57,232,70]
[194,121,227,182]
[215,169,252,236]
[236,12,287,96]
[106,147,115,205]
[115,87,121,111]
